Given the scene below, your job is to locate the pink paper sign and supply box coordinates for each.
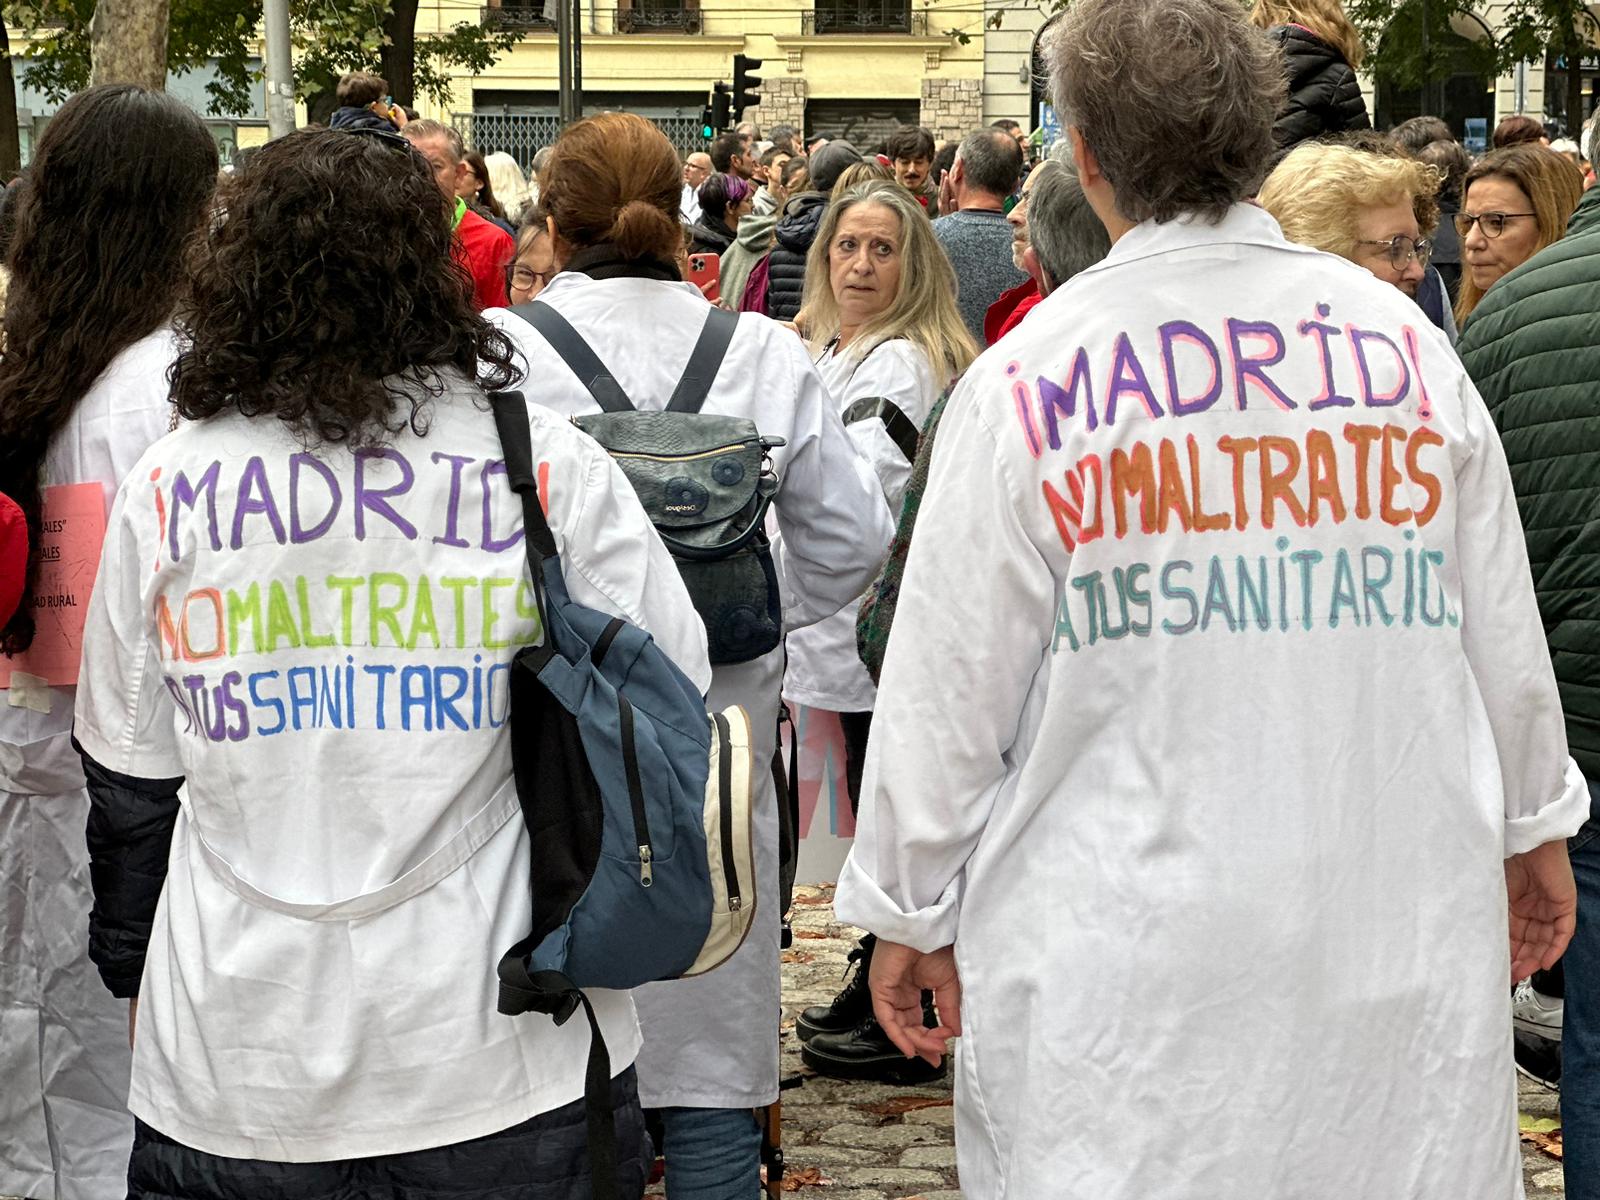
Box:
[0,483,108,688]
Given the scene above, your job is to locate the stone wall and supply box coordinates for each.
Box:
[758,76,808,137]
[920,77,983,146]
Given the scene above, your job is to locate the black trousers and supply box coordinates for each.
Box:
[126,1066,651,1200]
[838,710,873,820]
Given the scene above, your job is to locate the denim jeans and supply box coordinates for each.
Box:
[655,1106,762,1200]
[1563,781,1600,1199]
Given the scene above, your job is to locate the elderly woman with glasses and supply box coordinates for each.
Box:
[1258,140,1440,303]
[1455,143,1584,323]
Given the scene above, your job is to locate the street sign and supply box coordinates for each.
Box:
[1039,103,1062,149]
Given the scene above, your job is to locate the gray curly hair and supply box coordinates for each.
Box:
[1050,0,1284,225]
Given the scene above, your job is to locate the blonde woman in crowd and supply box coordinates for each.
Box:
[787,180,976,1083]
[1259,141,1440,300]
[1456,144,1585,323]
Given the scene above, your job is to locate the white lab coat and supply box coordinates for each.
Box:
[835,204,1589,1198]
[0,327,177,1200]
[72,375,712,1160]
[488,271,894,1108]
[783,337,942,714]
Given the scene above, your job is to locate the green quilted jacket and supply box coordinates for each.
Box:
[1457,186,1600,783]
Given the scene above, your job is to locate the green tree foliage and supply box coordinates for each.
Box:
[7,0,518,116]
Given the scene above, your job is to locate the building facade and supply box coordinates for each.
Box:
[421,0,984,163]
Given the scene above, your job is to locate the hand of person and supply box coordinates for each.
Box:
[389,105,409,129]
[128,996,138,1049]
[868,940,962,1067]
[1506,838,1577,983]
[937,170,955,217]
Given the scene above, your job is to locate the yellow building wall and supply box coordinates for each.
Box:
[418,0,983,127]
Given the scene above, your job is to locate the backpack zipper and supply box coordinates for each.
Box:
[608,441,759,464]
[617,694,653,886]
[713,712,741,912]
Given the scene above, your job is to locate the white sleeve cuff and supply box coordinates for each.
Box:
[833,851,962,953]
[1504,756,1592,857]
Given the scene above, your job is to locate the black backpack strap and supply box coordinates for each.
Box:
[488,390,558,626]
[842,395,920,464]
[665,306,739,414]
[509,301,634,414]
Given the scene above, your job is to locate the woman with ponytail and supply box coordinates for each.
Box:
[488,111,894,1198]
[0,84,217,1200]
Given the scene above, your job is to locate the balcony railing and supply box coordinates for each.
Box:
[615,5,703,32]
[481,4,556,30]
[803,1,920,34]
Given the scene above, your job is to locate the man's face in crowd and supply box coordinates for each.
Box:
[684,153,711,189]
[895,155,931,192]
[408,132,463,201]
[730,152,755,181]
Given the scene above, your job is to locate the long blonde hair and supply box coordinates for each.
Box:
[802,180,977,379]
[1455,145,1585,323]
[1249,0,1364,69]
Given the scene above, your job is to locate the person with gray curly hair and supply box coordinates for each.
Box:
[834,0,1586,1195]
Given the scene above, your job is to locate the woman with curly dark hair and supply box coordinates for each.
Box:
[71,126,710,1200]
[0,84,216,1200]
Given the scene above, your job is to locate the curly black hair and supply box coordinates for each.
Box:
[170,127,517,447]
[0,85,218,655]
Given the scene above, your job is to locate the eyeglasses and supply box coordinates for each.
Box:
[510,265,550,290]
[1356,234,1433,271]
[1454,211,1537,238]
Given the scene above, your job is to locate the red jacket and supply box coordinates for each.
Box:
[0,492,26,629]
[456,206,513,310]
[984,276,1042,347]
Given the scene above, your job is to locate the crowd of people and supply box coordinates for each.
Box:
[1,0,1598,1196]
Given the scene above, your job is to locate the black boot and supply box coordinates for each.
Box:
[797,934,876,1043]
[800,991,947,1085]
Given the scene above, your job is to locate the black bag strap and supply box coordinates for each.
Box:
[510,301,633,413]
[488,390,557,631]
[665,306,740,414]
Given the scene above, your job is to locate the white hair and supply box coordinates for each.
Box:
[484,151,532,225]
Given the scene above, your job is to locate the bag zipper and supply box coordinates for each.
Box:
[608,441,759,464]
[713,713,741,911]
[617,694,653,886]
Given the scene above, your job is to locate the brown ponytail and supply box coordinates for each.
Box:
[541,112,684,262]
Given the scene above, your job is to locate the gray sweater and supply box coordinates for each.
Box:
[932,208,1029,345]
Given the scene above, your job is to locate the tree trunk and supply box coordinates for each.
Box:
[380,0,419,108]
[89,0,170,91]
[0,12,22,179]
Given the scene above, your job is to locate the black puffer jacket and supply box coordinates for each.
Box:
[1268,24,1371,150]
[686,219,735,257]
[765,192,827,323]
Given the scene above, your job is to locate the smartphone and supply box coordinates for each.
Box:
[687,254,720,304]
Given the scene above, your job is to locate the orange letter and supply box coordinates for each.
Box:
[1342,423,1383,520]
[1156,439,1193,534]
[1186,435,1231,532]
[1406,427,1445,526]
[1258,435,1308,529]
[1379,425,1413,525]
[1110,442,1158,538]
[1216,435,1259,532]
[1304,429,1347,526]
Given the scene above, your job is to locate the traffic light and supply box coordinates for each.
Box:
[702,81,731,139]
[732,54,762,122]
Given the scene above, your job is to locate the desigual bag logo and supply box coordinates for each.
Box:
[663,476,710,516]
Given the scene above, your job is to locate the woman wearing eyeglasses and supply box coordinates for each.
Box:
[1258,139,1441,305]
[1455,145,1585,323]
[506,219,554,305]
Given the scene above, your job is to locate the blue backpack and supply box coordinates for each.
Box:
[489,392,757,1198]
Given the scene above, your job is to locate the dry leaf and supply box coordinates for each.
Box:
[781,950,816,964]
[778,1166,831,1190]
[792,893,832,905]
[1522,1129,1564,1160]
[857,1096,954,1116]
[794,930,829,939]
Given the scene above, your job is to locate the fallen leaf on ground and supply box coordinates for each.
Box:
[856,1096,954,1116]
[1520,1113,1561,1133]
[792,893,832,905]
[780,950,815,964]
[1522,1129,1564,1160]
[794,930,829,939]
[778,1166,831,1190]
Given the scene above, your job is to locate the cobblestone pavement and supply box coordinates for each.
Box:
[759,883,1568,1200]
